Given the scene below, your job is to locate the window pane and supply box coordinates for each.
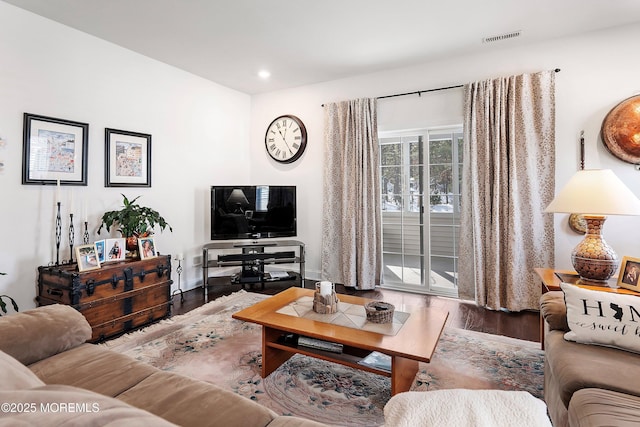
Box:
[382,166,402,211]
[430,165,452,197]
[402,225,423,255]
[382,210,403,225]
[402,255,422,285]
[429,139,452,163]
[408,165,423,213]
[382,252,402,283]
[381,143,401,166]
[409,138,422,165]
[457,137,464,163]
[409,165,423,193]
[431,255,456,286]
[429,225,455,256]
[382,221,402,250]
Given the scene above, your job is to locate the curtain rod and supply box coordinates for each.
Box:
[321,68,560,107]
[376,83,463,100]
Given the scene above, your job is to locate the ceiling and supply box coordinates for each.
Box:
[4,0,640,94]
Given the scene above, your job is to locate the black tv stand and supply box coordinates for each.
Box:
[202,240,305,298]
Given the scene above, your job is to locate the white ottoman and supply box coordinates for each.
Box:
[383,389,551,427]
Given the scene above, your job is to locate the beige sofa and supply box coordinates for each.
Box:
[541,291,640,426]
[0,304,326,426]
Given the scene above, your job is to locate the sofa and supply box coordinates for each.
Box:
[541,290,640,427]
[0,304,327,426]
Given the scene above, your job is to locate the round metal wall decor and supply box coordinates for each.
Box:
[601,95,640,164]
[568,213,587,234]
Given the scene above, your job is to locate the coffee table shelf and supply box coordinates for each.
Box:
[267,339,391,377]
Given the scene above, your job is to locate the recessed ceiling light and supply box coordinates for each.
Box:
[258,70,271,79]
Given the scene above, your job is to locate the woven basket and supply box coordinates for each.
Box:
[364,301,395,324]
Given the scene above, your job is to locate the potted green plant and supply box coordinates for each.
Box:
[0,272,19,316]
[98,194,172,253]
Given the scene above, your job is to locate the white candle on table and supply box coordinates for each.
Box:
[320,281,333,297]
[82,197,88,222]
[69,189,74,213]
[56,179,61,203]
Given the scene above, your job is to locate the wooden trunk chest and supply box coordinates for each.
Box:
[37,255,172,342]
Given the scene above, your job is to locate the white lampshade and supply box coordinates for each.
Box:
[545,169,640,216]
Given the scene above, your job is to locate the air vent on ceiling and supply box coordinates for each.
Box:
[482,30,521,44]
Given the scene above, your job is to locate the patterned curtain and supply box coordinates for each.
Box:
[459,71,556,311]
[322,98,382,290]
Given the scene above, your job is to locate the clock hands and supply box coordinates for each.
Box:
[277,128,294,155]
[283,121,292,140]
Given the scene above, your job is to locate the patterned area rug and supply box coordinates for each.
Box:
[102,290,544,427]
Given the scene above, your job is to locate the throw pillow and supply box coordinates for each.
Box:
[561,282,640,353]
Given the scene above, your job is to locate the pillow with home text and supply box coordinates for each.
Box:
[561,282,640,354]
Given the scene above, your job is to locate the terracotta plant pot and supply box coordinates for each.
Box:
[126,236,139,252]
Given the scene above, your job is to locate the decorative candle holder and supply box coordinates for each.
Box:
[83,221,89,244]
[172,255,184,303]
[55,202,62,265]
[313,282,339,314]
[68,213,75,264]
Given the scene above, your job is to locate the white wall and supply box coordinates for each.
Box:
[251,23,640,280]
[0,1,251,310]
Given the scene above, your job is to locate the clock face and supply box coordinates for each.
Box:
[265,115,307,163]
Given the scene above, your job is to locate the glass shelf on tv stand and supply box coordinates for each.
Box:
[202,240,305,299]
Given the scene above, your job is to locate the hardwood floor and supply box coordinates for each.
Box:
[171,277,541,343]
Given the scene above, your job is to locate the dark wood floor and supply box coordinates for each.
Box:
[171,277,541,343]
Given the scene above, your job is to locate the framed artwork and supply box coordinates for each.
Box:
[22,113,89,185]
[138,237,157,259]
[618,256,640,292]
[76,243,101,272]
[105,128,151,187]
[95,240,106,263]
[105,238,126,262]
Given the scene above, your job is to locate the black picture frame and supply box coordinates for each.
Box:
[105,128,152,187]
[22,113,89,186]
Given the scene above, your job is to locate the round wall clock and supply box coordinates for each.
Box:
[601,95,640,164]
[265,115,307,163]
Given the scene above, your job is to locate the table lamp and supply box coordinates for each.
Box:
[545,169,640,284]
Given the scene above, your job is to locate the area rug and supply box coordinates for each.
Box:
[102,290,544,426]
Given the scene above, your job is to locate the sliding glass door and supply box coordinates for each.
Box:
[379,128,462,297]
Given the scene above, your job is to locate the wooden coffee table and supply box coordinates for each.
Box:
[232,287,449,395]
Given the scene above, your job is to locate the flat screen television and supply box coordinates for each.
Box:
[211,185,296,240]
